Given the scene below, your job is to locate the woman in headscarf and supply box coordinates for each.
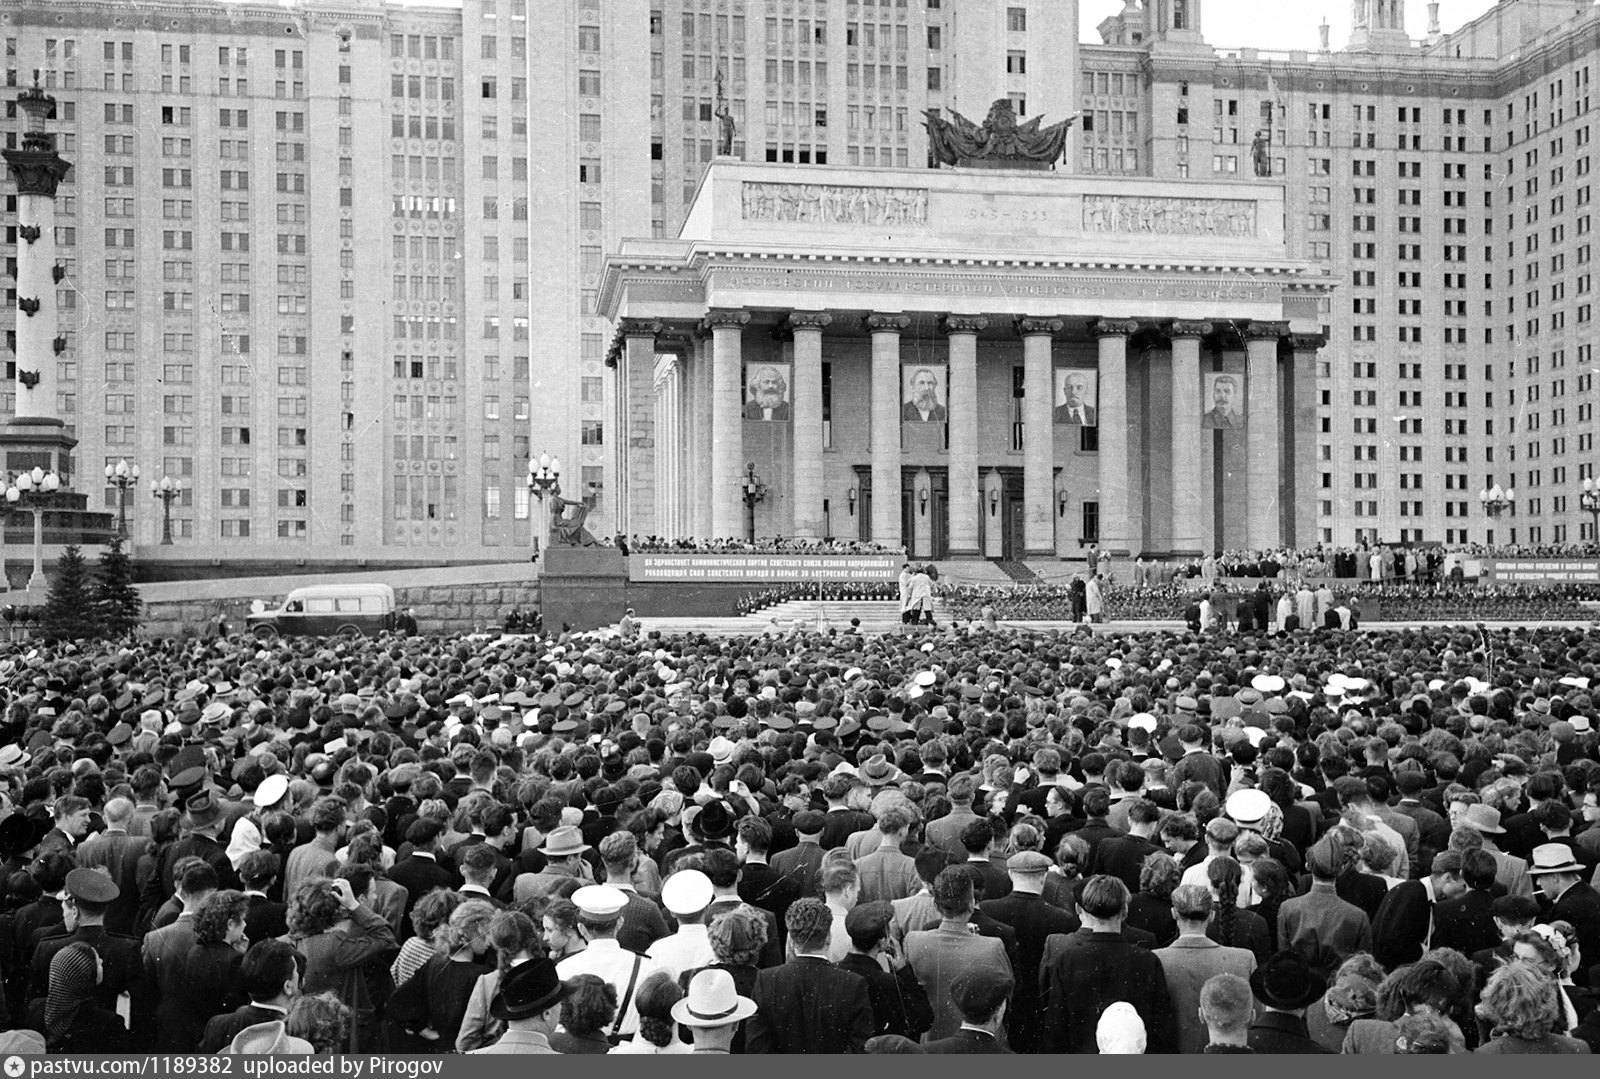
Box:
[1305,955,1382,1053]
[38,942,129,1053]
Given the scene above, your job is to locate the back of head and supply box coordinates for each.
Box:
[1199,973,1253,1034]
[785,897,834,954]
[1170,883,1214,923]
[1077,874,1129,922]
[930,865,974,918]
[242,939,301,1003]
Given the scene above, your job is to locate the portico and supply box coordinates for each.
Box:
[600,161,1335,560]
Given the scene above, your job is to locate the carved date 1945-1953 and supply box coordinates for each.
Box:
[965,208,1048,223]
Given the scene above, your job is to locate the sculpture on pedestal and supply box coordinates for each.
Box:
[550,494,596,547]
[924,99,1077,170]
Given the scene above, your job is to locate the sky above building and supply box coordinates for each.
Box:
[1080,0,1500,51]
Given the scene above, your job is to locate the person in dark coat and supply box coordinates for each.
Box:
[238,850,290,944]
[27,868,142,1015]
[1089,800,1164,893]
[387,820,461,937]
[1532,843,1600,977]
[1038,875,1177,1053]
[770,811,827,900]
[745,898,874,1053]
[176,890,250,1052]
[836,902,932,1042]
[200,939,304,1053]
[735,816,801,931]
[1371,851,1466,971]
[1246,950,1331,1053]
[33,942,131,1054]
[1430,849,1502,959]
[979,852,1079,1053]
[920,968,1013,1054]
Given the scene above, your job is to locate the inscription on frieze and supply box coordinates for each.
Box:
[741,182,929,226]
[718,268,1273,303]
[1082,195,1257,237]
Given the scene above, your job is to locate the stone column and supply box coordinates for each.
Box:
[942,316,987,557]
[618,319,663,537]
[1094,319,1140,555]
[1244,321,1287,550]
[866,314,909,546]
[788,312,831,539]
[690,334,713,538]
[703,309,750,539]
[1018,318,1063,558]
[1168,321,1211,557]
[1287,332,1325,548]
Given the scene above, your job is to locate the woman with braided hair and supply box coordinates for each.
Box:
[1206,856,1271,965]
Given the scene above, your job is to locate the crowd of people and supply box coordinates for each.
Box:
[0,616,1597,1054]
[940,580,1600,626]
[732,583,899,617]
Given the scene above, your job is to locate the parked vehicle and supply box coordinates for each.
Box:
[246,582,396,640]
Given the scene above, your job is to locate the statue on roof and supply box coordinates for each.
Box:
[923,98,1077,170]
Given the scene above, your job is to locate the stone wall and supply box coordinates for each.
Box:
[139,581,541,639]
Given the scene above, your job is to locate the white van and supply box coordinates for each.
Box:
[246,582,396,640]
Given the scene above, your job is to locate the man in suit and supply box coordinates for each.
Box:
[73,797,151,935]
[1156,885,1258,1054]
[838,902,932,1041]
[1054,370,1097,426]
[1393,769,1452,875]
[1246,951,1330,1053]
[770,811,827,900]
[141,858,218,1052]
[736,816,800,931]
[36,795,91,860]
[1200,973,1256,1053]
[979,851,1078,1053]
[238,850,289,944]
[199,940,302,1052]
[388,819,462,935]
[1038,874,1176,1053]
[1091,799,1164,893]
[901,367,947,422]
[1430,848,1501,958]
[818,776,875,852]
[151,791,240,907]
[960,819,1011,903]
[1371,850,1466,971]
[924,774,981,855]
[745,898,874,1053]
[743,365,792,421]
[702,847,783,969]
[1532,842,1600,975]
[27,869,143,1016]
[920,969,1013,1054]
[1202,373,1242,429]
[905,866,1013,1046]
[855,804,921,904]
[889,849,948,951]
[1277,837,1372,977]
[469,956,569,1054]
[281,795,345,903]
[597,832,669,955]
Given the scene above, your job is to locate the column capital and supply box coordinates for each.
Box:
[702,308,751,332]
[1091,318,1140,339]
[1287,331,1327,352]
[618,317,664,339]
[1015,317,1064,338]
[786,311,833,332]
[864,313,911,334]
[1243,320,1291,340]
[1168,320,1214,339]
[940,315,989,335]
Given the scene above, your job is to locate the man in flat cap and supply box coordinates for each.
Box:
[1276,837,1372,979]
[979,850,1077,1053]
[28,867,142,1012]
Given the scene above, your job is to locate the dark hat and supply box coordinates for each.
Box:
[106,722,133,747]
[0,813,40,858]
[64,867,119,904]
[182,790,225,830]
[691,799,735,842]
[843,900,893,946]
[489,957,569,1021]
[948,968,1015,1022]
[1249,950,1328,1011]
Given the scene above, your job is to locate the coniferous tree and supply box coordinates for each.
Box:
[93,537,142,638]
[42,543,96,642]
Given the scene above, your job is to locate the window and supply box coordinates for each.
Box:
[1007,7,1027,31]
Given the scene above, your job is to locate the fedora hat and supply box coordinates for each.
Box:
[1527,842,1583,876]
[489,957,569,1021]
[182,790,225,830]
[670,968,757,1028]
[690,799,735,842]
[1250,950,1327,1011]
[537,825,590,858]
[1460,804,1506,835]
[859,754,900,787]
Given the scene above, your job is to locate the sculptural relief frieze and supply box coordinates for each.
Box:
[1082,195,1257,238]
[741,182,929,227]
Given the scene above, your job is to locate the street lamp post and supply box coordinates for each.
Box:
[526,453,561,552]
[1479,482,1515,545]
[150,475,182,545]
[741,461,766,543]
[5,467,60,596]
[104,458,140,539]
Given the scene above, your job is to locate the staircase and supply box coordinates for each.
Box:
[993,560,1040,584]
